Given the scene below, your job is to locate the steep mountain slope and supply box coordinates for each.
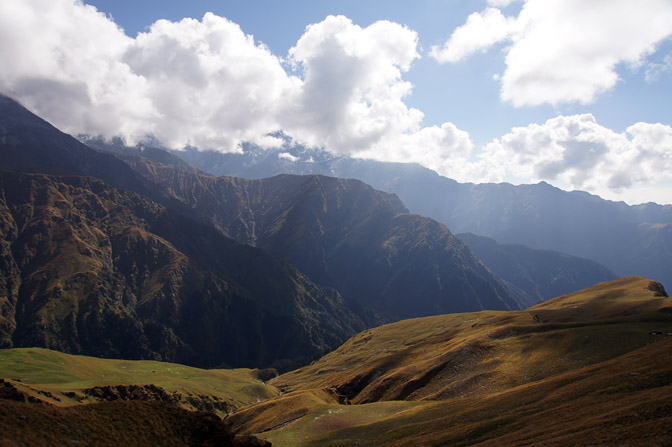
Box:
[456,232,619,303]
[173,144,672,290]
[0,95,168,204]
[100,147,526,318]
[226,276,672,446]
[0,171,364,370]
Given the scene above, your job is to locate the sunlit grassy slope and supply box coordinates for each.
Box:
[0,348,279,415]
[227,276,672,446]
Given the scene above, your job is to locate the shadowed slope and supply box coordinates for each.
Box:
[0,399,270,447]
[0,95,167,204]
[457,232,618,303]
[0,171,364,370]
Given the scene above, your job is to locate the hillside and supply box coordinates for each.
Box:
[0,348,279,446]
[0,171,364,370]
[171,144,672,290]
[225,276,672,446]
[0,399,269,447]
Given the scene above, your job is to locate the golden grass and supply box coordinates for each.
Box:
[0,347,280,414]
[226,276,672,446]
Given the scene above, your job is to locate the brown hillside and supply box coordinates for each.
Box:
[226,277,672,446]
[0,398,269,447]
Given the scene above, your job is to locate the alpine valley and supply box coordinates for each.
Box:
[1,94,671,446]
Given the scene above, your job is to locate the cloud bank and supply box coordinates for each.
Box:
[0,0,670,204]
[0,1,474,191]
[480,115,672,203]
[432,0,672,106]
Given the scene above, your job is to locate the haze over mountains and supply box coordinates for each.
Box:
[170,143,672,291]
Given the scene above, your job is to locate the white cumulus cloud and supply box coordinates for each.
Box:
[281,15,479,177]
[480,115,672,202]
[432,0,672,106]
[283,15,422,154]
[0,1,299,150]
[355,122,478,182]
[0,1,465,168]
[0,0,153,139]
[122,13,298,150]
[430,8,516,63]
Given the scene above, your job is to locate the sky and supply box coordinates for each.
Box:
[1,0,671,205]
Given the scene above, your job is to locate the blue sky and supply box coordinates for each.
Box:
[1,0,671,204]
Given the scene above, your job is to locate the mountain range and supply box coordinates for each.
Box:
[2,93,672,446]
[455,233,618,302]
[106,151,528,317]
[0,95,366,370]
[168,143,672,291]
[88,138,624,309]
[1,94,525,370]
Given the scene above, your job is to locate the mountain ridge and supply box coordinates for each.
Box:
[456,232,619,302]
[99,145,528,318]
[168,144,672,290]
